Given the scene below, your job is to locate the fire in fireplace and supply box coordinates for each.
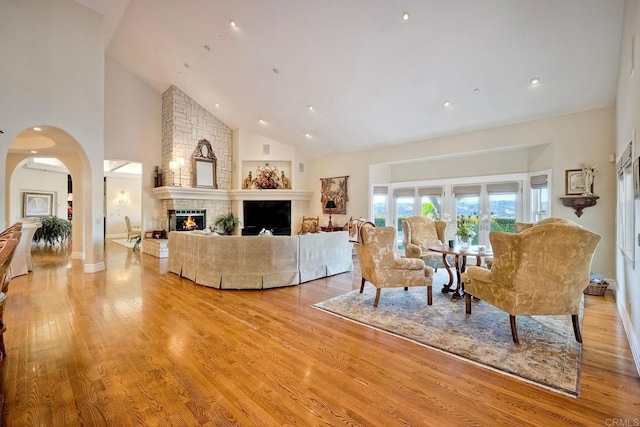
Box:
[168,210,206,232]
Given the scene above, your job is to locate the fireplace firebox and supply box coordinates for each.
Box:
[168,210,206,232]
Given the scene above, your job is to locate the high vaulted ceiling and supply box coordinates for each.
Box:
[80,0,624,159]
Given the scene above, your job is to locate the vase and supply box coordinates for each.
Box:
[460,237,470,249]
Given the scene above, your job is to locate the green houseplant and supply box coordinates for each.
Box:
[33,216,72,246]
[215,212,241,235]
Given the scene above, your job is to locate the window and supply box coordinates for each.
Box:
[617,142,634,259]
[372,186,388,227]
[530,173,548,222]
[419,187,443,219]
[453,185,480,245]
[394,189,414,250]
[487,182,519,234]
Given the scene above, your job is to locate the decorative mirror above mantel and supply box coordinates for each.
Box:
[192,139,217,189]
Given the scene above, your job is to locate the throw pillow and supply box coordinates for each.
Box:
[299,216,319,234]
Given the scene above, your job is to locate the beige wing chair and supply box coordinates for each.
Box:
[355,225,434,308]
[462,221,600,344]
[125,216,141,241]
[401,216,453,287]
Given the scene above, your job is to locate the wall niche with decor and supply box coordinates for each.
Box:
[241,161,292,190]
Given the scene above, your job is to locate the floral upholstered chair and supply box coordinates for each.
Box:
[462,221,600,344]
[355,224,434,308]
[401,216,453,288]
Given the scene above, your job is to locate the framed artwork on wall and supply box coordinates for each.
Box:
[23,191,54,217]
[565,169,593,196]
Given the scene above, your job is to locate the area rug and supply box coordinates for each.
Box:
[313,286,582,396]
[110,238,135,249]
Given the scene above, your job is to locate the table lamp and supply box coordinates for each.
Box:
[325,200,337,231]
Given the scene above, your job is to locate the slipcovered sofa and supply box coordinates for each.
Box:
[168,231,353,289]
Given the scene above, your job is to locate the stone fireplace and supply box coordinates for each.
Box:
[168,209,206,231]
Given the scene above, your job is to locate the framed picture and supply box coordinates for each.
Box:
[144,231,154,239]
[565,169,592,196]
[23,192,54,217]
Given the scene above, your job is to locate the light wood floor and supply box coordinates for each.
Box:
[1,242,639,426]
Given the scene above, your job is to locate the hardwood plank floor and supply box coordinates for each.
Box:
[1,241,638,426]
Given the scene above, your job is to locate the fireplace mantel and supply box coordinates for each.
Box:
[151,186,312,202]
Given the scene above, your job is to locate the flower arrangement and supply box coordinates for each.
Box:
[252,163,283,189]
[456,215,477,241]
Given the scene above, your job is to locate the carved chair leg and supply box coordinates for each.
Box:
[404,287,408,291]
[510,315,519,344]
[465,292,471,313]
[373,289,381,308]
[360,277,365,293]
[572,314,583,343]
[427,285,432,305]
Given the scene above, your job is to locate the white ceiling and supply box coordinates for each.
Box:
[82,0,624,158]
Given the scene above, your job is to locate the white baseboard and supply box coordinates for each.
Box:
[615,289,640,376]
[84,262,105,273]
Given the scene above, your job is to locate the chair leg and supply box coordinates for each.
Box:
[465,293,471,313]
[510,315,519,344]
[373,289,381,308]
[572,315,583,343]
[360,277,365,293]
[404,287,408,291]
[427,285,432,305]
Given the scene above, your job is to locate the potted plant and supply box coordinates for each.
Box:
[215,212,241,235]
[33,216,72,246]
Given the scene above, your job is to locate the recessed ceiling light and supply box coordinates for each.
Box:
[272,68,280,74]
[33,127,42,131]
[473,88,480,94]
[229,20,237,28]
[308,105,314,111]
[204,45,211,51]
[215,103,220,108]
[259,118,266,124]
[0,130,4,134]
[530,77,541,86]
[443,101,451,107]
[184,63,190,69]
[402,12,411,21]
[305,133,312,138]
[30,150,37,154]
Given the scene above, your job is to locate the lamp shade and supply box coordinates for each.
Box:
[325,200,337,209]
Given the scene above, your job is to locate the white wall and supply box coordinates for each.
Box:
[309,107,616,278]
[0,0,105,270]
[615,0,640,373]
[235,129,309,191]
[105,57,162,233]
[10,164,68,220]
[105,174,143,237]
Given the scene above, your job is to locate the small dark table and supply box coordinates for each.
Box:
[428,244,492,300]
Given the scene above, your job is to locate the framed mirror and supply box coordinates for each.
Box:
[192,139,218,188]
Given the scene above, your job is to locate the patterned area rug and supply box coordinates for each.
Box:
[313,285,583,396]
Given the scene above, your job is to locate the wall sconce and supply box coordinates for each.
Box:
[118,191,129,205]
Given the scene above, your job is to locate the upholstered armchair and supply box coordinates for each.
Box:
[355,225,434,308]
[462,221,600,344]
[401,216,453,287]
